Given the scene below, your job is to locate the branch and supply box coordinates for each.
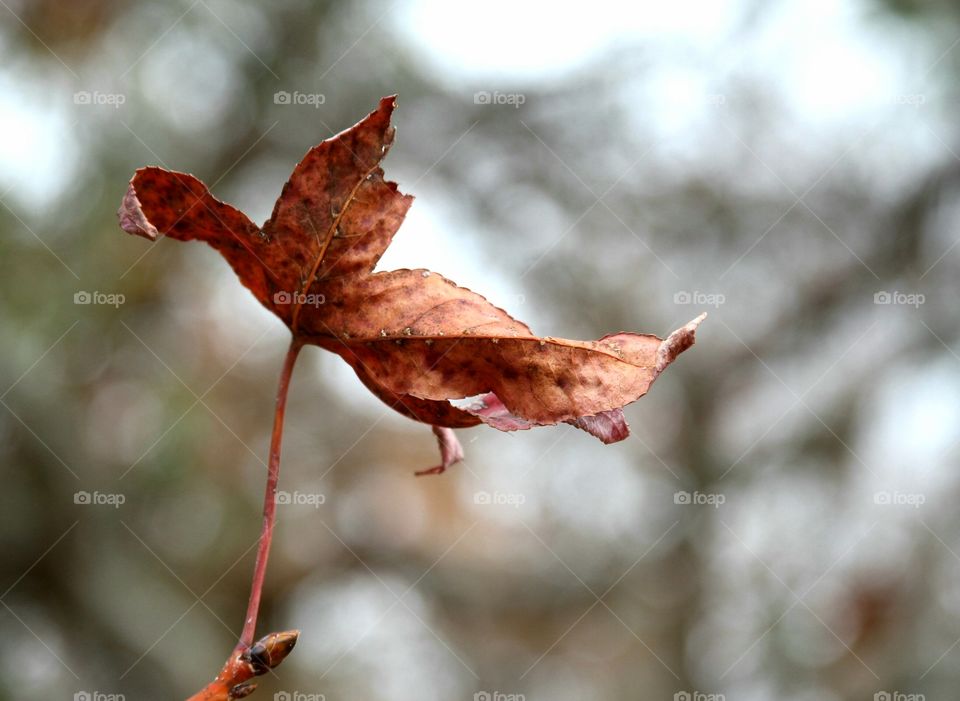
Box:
[187,336,303,700]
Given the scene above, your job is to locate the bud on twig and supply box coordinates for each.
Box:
[185,630,299,701]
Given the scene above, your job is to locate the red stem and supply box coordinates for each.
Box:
[238,336,302,649]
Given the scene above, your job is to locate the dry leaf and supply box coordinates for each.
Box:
[119,96,704,472]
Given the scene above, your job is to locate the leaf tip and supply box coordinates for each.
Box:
[415,425,464,476]
[117,179,159,240]
[569,408,631,444]
[375,95,399,123]
[656,313,705,373]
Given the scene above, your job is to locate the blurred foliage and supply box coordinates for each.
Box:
[1,1,960,700]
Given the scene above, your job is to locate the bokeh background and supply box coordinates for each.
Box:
[2,1,959,699]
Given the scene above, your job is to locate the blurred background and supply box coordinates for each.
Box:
[1,1,959,699]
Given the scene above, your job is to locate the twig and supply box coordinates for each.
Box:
[241,336,303,645]
[186,336,303,700]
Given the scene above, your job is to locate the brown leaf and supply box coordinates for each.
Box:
[119,96,704,470]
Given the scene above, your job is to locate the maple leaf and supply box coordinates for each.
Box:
[119,96,704,474]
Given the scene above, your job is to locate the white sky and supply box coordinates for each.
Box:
[398,0,739,79]
[398,0,917,123]
[0,0,933,208]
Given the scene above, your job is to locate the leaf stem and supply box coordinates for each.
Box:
[239,335,303,648]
